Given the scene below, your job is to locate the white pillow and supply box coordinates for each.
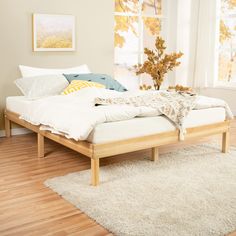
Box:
[19,64,91,78]
[15,74,69,100]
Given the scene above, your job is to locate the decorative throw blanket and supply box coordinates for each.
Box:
[95,91,197,140]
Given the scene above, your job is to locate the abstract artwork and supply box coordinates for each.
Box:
[33,14,75,51]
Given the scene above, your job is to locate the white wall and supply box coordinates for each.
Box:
[0,0,114,130]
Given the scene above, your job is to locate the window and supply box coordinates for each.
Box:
[217,0,236,86]
[114,0,164,89]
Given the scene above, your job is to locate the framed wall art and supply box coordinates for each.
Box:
[33,14,75,51]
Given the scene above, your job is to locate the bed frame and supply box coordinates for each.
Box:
[4,109,231,186]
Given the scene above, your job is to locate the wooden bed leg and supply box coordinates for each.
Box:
[37,133,45,158]
[151,147,159,161]
[4,115,11,138]
[222,131,230,153]
[91,158,99,186]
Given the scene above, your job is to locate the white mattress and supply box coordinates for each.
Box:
[6,96,226,144]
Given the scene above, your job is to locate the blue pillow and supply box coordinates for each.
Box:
[63,73,128,92]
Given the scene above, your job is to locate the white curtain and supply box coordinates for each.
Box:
[192,0,217,88]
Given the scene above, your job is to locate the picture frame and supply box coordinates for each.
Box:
[32,13,75,52]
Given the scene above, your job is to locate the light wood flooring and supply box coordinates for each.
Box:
[0,120,235,236]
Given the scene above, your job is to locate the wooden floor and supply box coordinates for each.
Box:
[0,120,235,236]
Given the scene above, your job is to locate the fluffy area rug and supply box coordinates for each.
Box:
[45,144,236,236]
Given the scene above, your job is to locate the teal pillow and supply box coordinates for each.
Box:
[63,73,128,92]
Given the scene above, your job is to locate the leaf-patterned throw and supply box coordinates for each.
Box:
[95,91,197,140]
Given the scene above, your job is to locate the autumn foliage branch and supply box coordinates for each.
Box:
[135,36,183,90]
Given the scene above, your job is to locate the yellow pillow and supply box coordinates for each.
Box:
[62,80,105,95]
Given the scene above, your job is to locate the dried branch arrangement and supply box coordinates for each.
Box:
[135,36,183,90]
[168,84,193,93]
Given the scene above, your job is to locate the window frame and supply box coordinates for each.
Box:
[114,0,166,67]
[215,0,236,88]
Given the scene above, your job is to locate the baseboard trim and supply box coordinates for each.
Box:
[0,128,32,137]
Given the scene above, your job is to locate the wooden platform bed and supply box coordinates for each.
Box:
[4,109,231,186]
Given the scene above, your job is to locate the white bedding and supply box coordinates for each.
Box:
[6,88,231,143]
[7,96,40,114]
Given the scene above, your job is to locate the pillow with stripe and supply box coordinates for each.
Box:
[61,80,105,95]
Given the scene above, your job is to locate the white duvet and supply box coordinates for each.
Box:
[20,88,233,141]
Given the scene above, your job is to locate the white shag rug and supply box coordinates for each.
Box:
[45,144,236,236]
